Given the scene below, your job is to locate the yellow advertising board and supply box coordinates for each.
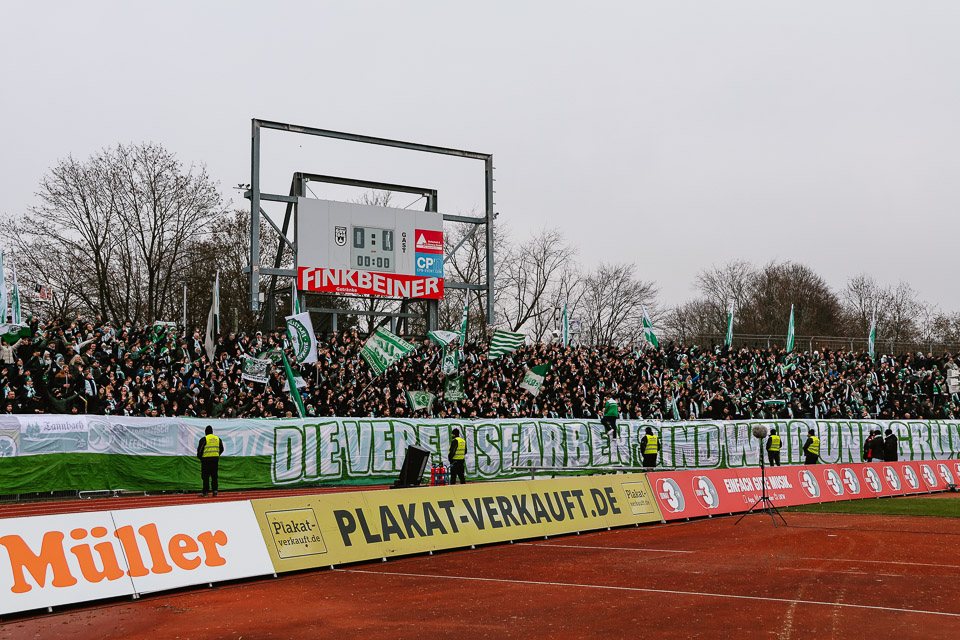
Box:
[250,473,662,572]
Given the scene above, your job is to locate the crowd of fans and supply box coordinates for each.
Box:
[1,315,958,421]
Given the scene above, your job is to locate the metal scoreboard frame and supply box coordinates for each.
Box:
[245,119,496,333]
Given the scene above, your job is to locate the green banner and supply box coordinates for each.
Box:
[1,416,959,494]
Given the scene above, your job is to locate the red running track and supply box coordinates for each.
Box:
[3,508,959,638]
[0,485,390,520]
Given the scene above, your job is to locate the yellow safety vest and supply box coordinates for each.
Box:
[769,434,781,452]
[202,435,221,458]
[452,437,466,461]
[807,435,820,456]
[643,434,659,455]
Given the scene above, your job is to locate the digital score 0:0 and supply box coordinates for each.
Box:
[350,226,395,273]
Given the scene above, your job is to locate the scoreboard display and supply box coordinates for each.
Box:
[296,197,444,300]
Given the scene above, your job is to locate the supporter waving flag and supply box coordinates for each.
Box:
[361,328,417,377]
[488,329,525,359]
[520,362,551,397]
[641,305,659,349]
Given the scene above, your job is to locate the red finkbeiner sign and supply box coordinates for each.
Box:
[298,267,443,300]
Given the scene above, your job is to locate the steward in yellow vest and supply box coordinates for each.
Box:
[640,426,661,467]
[448,428,467,485]
[802,429,820,465]
[197,425,224,497]
[766,429,782,466]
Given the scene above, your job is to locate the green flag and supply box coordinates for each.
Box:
[520,362,551,397]
[670,394,680,420]
[724,302,734,348]
[10,258,21,326]
[642,305,659,349]
[786,304,795,353]
[868,308,877,360]
[562,299,569,347]
[361,328,417,377]
[280,351,306,418]
[291,279,300,315]
[488,329,525,359]
[444,376,465,402]
[427,330,461,347]
[405,389,435,413]
[459,295,469,346]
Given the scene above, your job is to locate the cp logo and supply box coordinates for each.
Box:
[841,468,861,494]
[883,467,901,491]
[656,478,686,513]
[903,466,920,489]
[692,476,719,510]
[921,464,938,488]
[864,467,882,493]
[938,464,955,485]
[799,470,820,498]
[824,469,844,496]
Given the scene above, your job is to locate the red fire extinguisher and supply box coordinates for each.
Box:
[430,461,439,487]
[439,463,448,485]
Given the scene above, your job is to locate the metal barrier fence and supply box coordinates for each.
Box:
[679,334,960,356]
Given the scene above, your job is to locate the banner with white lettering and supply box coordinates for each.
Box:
[2,415,960,494]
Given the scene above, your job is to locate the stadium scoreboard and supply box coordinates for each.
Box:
[296,197,444,299]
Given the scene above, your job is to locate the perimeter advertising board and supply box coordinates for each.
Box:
[250,473,662,572]
[296,197,444,299]
[647,460,960,521]
[0,502,274,615]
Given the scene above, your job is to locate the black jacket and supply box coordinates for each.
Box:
[884,434,899,461]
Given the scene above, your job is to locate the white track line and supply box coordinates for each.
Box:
[519,543,693,554]
[794,557,960,570]
[339,568,960,618]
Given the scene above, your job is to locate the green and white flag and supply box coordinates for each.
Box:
[561,299,569,347]
[488,329,525,359]
[405,389,435,413]
[519,362,550,397]
[641,305,659,349]
[459,295,469,346]
[0,251,7,324]
[203,271,219,362]
[285,311,318,364]
[429,330,462,375]
[281,351,306,418]
[724,302,734,348]
[868,308,877,360]
[786,304,795,353]
[283,372,308,392]
[441,348,458,375]
[428,330,461,347]
[10,257,21,325]
[361,328,417,377]
[444,376,465,402]
[240,354,272,384]
[669,394,681,420]
[291,280,300,315]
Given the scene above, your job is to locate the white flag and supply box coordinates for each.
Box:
[10,258,21,325]
[641,304,659,349]
[405,389,436,412]
[868,308,877,360]
[204,271,219,362]
[286,311,318,364]
[519,363,550,397]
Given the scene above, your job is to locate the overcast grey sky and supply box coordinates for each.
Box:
[2,1,959,313]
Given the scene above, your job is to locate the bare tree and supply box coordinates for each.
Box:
[661,299,716,344]
[694,260,756,334]
[885,281,924,342]
[580,262,659,346]
[441,217,503,342]
[739,261,842,337]
[498,228,579,334]
[3,143,223,324]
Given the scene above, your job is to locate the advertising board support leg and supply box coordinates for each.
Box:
[736,441,787,528]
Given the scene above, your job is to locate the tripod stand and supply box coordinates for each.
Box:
[736,439,787,527]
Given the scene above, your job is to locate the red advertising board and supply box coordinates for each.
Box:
[298,267,443,300]
[648,460,960,521]
[414,229,443,254]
